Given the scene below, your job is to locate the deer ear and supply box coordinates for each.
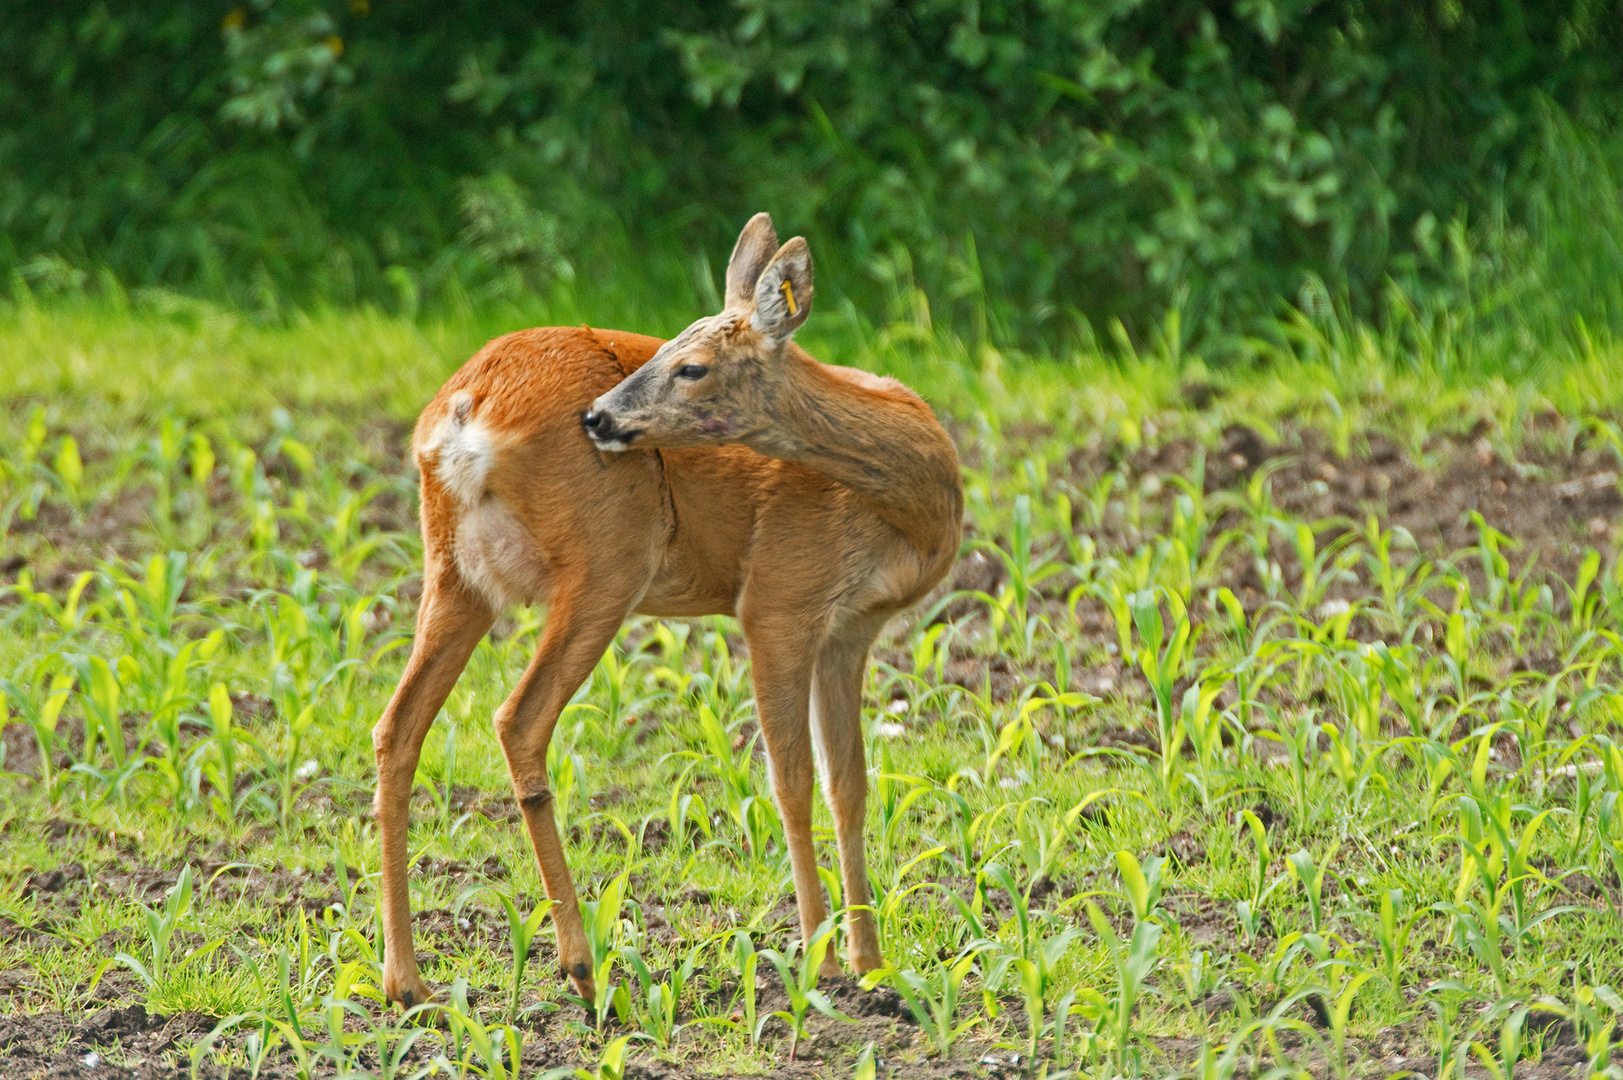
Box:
[724,213,779,310]
[750,237,813,341]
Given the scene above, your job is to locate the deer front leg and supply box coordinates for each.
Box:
[745,615,840,978]
[373,577,494,1009]
[494,588,632,1006]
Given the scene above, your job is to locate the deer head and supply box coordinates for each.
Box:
[582,212,813,451]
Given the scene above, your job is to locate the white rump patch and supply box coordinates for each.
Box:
[429,392,494,506]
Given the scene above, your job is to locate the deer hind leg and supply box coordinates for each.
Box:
[743,611,840,977]
[812,624,886,973]
[493,579,639,1006]
[374,568,495,1009]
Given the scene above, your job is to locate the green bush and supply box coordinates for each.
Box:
[1,1,1620,345]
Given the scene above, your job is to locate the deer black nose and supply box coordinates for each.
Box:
[582,409,606,432]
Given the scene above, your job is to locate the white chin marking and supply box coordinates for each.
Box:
[594,439,630,452]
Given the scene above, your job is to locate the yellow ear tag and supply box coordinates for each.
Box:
[779,279,797,316]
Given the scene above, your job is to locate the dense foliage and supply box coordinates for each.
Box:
[3,1,1622,340]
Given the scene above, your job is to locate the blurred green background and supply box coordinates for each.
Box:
[4,0,1623,354]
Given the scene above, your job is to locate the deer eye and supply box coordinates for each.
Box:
[676,364,709,380]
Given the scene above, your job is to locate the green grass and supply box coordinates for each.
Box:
[5,291,1623,1078]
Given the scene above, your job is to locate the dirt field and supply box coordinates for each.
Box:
[5,315,1623,1078]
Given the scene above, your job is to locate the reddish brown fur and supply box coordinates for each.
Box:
[373,220,963,1010]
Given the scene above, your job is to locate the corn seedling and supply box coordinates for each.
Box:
[441,977,525,1080]
[1114,850,1167,926]
[731,930,766,1047]
[114,866,221,996]
[1270,956,1376,1080]
[578,871,630,1028]
[454,886,553,1023]
[757,918,850,1060]
[1368,887,1423,989]
[622,939,701,1049]
[562,1033,642,1080]
[1080,899,1163,1075]
[1286,845,1337,934]
[0,665,74,803]
[892,949,981,1059]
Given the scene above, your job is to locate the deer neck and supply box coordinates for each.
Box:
[746,348,963,561]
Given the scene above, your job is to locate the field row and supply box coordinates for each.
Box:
[5,308,1623,1078]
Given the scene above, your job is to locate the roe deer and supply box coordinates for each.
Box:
[373,213,963,1008]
